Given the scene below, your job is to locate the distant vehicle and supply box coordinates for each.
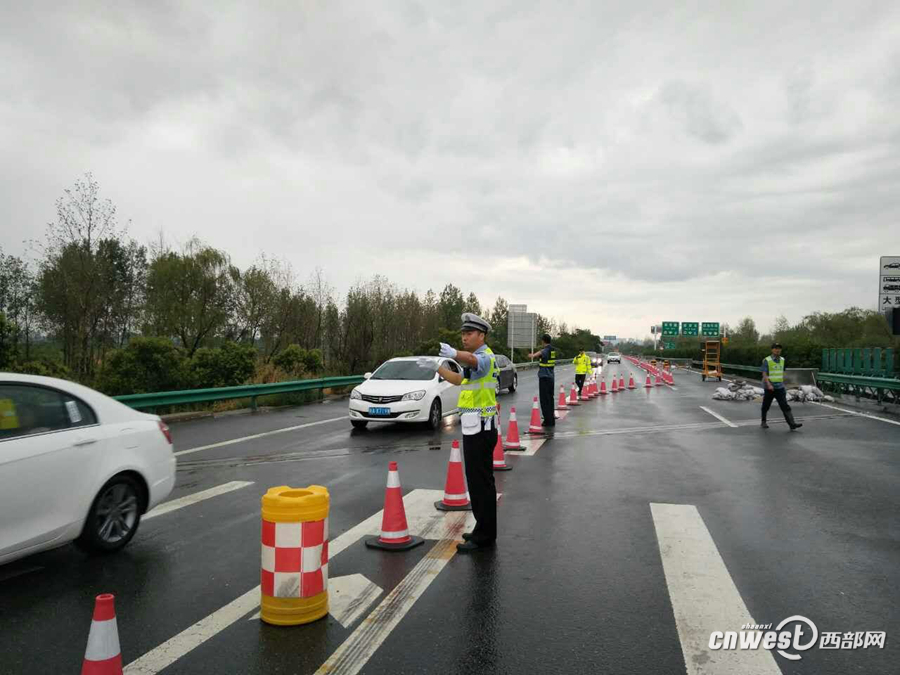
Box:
[883,284,900,292]
[586,351,603,368]
[1,374,176,565]
[349,357,461,431]
[493,354,518,394]
[606,352,622,364]
[884,262,900,269]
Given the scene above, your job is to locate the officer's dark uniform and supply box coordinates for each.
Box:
[538,343,556,427]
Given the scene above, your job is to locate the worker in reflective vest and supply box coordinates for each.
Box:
[574,349,591,395]
[424,313,498,552]
[528,334,556,429]
[761,342,802,430]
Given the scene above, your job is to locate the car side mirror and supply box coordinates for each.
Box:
[363,372,372,379]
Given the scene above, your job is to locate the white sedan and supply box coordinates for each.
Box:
[0,374,177,565]
[348,357,461,430]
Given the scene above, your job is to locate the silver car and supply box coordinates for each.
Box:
[493,354,518,394]
[606,352,622,364]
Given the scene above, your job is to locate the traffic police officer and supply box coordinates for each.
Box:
[424,313,498,552]
[573,348,591,396]
[761,342,802,430]
[528,333,556,429]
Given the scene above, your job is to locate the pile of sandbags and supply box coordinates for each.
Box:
[711,381,765,401]
[786,385,835,403]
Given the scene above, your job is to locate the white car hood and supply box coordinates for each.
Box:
[356,378,438,396]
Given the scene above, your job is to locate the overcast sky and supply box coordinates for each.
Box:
[2,1,898,340]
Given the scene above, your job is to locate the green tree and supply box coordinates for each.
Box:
[190,342,256,388]
[438,284,465,330]
[96,337,191,395]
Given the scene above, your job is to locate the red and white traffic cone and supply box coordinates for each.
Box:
[366,462,424,551]
[81,594,122,675]
[591,378,599,397]
[611,377,618,393]
[569,383,581,406]
[628,375,636,390]
[645,374,653,388]
[434,441,471,511]
[493,427,512,471]
[619,375,626,391]
[505,407,523,449]
[655,374,662,387]
[526,396,544,434]
[599,379,608,395]
[556,385,569,410]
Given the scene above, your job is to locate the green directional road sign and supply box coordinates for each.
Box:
[662,322,679,337]
[702,322,720,337]
[682,322,699,336]
[664,341,676,349]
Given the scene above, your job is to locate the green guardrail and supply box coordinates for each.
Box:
[114,376,365,412]
[821,348,895,378]
[690,361,761,375]
[814,372,900,405]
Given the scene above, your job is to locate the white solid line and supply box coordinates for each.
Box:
[247,573,382,627]
[124,489,450,675]
[174,417,346,457]
[650,504,782,675]
[699,407,738,428]
[522,438,546,456]
[314,513,469,675]
[814,401,900,427]
[144,481,255,520]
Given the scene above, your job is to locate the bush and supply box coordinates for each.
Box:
[190,341,257,389]
[96,337,191,395]
[9,358,71,380]
[273,344,306,374]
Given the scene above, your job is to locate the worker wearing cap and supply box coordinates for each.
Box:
[420,313,498,552]
[761,342,803,431]
[528,333,556,429]
[573,348,591,396]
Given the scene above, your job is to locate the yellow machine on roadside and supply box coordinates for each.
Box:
[701,340,722,382]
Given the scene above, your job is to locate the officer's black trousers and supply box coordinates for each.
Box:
[761,387,791,421]
[462,425,498,544]
[575,374,586,395]
[538,376,555,426]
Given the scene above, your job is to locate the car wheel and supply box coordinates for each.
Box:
[351,420,368,430]
[76,474,144,554]
[426,398,442,431]
[509,374,517,393]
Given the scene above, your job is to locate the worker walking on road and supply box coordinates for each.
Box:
[573,348,591,396]
[761,342,803,431]
[528,334,556,429]
[423,313,498,552]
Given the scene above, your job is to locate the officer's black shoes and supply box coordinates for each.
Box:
[457,539,495,552]
[786,412,803,430]
[761,420,769,429]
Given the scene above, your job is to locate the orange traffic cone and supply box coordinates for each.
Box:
[655,374,662,387]
[569,383,581,406]
[599,379,608,395]
[628,375,636,390]
[645,374,653,388]
[366,462,424,551]
[505,407,523,449]
[611,377,618,392]
[526,396,544,434]
[82,594,122,675]
[619,375,626,390]
[435,441,471,511]
[556,385,569,410]
[493,427,512,471]
[591,378,599,397]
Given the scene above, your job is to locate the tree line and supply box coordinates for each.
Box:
[0,175,601,394]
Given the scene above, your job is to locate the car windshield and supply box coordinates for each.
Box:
[371,360,436,381]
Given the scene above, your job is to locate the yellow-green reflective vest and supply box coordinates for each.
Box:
[457,346,498,418]
[765,356,785,383]
[574,353,591,374]
[540,348,557,369]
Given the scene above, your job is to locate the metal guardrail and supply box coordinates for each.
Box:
[114,376,365,411]
[821,348,895,378]
[815,372,900,405]
[690,361,760,375]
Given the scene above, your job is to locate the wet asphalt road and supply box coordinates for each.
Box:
[1,362,898,674]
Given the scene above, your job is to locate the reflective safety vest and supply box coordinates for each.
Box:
[765,356,785,383]
[0,398,18,430]
[457,346,498,418]
[574,353,591,374]
[540,347,557,369]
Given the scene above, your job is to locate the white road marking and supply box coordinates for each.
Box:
[124,488,452,674]
[247,573,382,628]
[521,438,547,456]
[174,417,346,457]
[699,407,738,428]
[651,503,782,675]
[144,481,255,520]
[814,401,900,427]
[314,512,470,675]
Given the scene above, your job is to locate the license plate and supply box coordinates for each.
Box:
[368,407,391,416]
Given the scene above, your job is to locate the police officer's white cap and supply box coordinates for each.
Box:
[460,313,491,333]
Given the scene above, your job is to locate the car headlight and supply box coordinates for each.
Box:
[401,390,426,401]
[350,389,362,400]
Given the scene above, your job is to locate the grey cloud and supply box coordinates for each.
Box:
[655,80,743,145]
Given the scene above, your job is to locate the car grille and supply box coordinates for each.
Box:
[361,394,404,404]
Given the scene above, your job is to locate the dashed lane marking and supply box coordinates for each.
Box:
[144,481,255,520]
[699,406,738,428]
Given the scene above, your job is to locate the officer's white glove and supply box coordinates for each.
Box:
[416,357,434,369]
[439,342,457,359]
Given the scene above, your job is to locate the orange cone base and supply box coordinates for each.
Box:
[526,428,546,435]
[365,535,425,551]
[504,441,524,450]
[434,500,472,511]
